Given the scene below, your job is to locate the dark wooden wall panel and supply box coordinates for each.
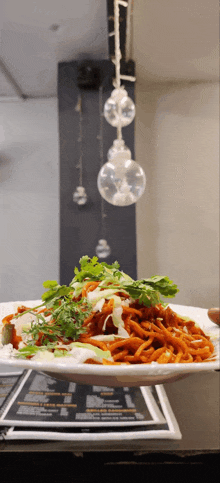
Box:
[58,60,137,284]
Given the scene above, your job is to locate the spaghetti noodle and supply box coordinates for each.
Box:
[1,279,215,365]
[79,283,215,364]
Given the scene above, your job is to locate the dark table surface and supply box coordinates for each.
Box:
[0,369,219,454]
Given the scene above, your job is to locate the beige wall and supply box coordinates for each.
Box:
[136,81,219,308]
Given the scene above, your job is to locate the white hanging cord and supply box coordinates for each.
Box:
[112,0,136,141]
[111,0,136,84]
[119,0,128,6]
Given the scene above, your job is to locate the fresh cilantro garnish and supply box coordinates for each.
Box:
[22,298,92,347]
[72,256,121,283]
[22,312,62,345]
[122,276,178,307]
[41,281,72,307]
[51,298,91,339]
[71,256,178,306]
[143,275,179,297]
[14,281,74,319]
[122,281,161,307]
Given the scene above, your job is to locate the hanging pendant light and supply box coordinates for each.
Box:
[73,94,88,206]
[97,150,146,207]
[97,0,146,207]
[73,186,88,205]
[95,86,111,257]
[107,139,131,160]
[95,239,111,258]
[104,86,135,127]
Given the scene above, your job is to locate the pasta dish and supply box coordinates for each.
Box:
[0,257,215,365]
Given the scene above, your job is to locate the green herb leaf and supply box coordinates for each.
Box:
[71,256,178,307]
[72,256,121,283]
[42,280,59,288]
[122,275,178,307]
[139,276,179,298]
[20,298,93,351]
[41,284,71,306]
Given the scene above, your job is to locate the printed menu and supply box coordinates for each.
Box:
[0,370,182,441]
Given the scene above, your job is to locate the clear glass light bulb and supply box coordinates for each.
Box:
[104,87,135,128]
[107,139,131,161]
[97,151,146,207]
[73,186,87,205]
[95,239,111,258]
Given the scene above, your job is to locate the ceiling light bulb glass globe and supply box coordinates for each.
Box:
[104,87,135,127]
[73,186,87,205]
[97,151,146,207]
[95,239,111,258]
[107,139,131,161]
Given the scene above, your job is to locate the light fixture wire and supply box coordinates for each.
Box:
[114,0,121,90]
[75,94,83,186]
[98,85,107,239]
[112,0,136,141]
[114,0,123,141]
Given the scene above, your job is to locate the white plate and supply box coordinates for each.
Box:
[0,301,219,387]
